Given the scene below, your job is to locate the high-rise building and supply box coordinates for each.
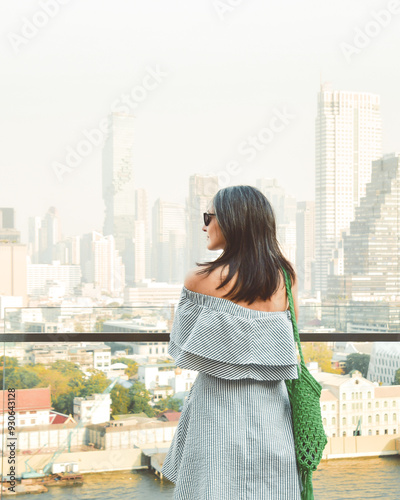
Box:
[56,236,80,265]
[81,231,125,296]
[28,216,42,263]
[0,208,15,229]
[102,113,135,282]
[326,153,400,332]
[133,220,146,282]
[332,153,400,300]
[296,201,315,294]
[256,178,297,264]
[152,199,186,283]
[187,174,219,267]
[0,243,27,305]
[315,84,382,298]
[135,188,151,281]
[0,208,20,243]
[28,207,62,264]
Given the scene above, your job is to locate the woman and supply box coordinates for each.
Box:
[161,185,302,499]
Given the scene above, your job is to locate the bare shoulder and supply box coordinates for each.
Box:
[184,266,226,296]
[184,267,207,293]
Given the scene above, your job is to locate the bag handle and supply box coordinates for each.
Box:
[281,267,306,372]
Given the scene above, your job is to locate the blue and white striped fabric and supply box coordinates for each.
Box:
[161,287,302,499]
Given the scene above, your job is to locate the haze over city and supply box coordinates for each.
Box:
[2,0,400,241]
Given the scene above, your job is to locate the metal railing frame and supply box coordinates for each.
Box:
[1,332,400,342]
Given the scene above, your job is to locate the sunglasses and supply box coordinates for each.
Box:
[203,212,216,226]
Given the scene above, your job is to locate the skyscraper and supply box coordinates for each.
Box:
[327,153,400,332]
[135,188,151,281]
[0,209,27,304]
[0,208,20,243]
[0,243,27,305]
[315,84,382,298]
[187,174,219,267]
[343,153,400,300]
[102,113,135,282]
[133,220,146,282]
[56,236,80,265]
[28,207,62,264]
[152,199,186,283]
[81,231,125,296]
[28,216,42,263]
[296,201,315,294]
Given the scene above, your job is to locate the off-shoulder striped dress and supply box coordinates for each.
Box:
[161,286,303,500]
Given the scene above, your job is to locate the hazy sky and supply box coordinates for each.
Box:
[2,0,400,241]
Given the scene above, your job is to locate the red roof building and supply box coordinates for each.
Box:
[0,387,52,427]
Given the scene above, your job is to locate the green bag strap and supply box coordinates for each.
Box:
[281,266,306,371]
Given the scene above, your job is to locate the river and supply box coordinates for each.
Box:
[17,456,400,499]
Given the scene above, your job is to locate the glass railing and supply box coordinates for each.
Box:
[1,306,400,499]
[2,303,400,338]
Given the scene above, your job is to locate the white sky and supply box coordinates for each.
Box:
[1,0,400,241]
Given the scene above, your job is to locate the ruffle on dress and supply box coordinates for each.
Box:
[168,287,299,381]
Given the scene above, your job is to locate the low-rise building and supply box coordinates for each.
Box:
[0,387,52,428]
[73,393,111,425]
[105,362,128,380]
[316,370,399,438]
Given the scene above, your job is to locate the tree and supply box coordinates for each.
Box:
[110,385,130,415]
[95,317,106,332]
[0,356,19,368]
[344,353,370,378]
[33,368,68,400]
[81,370,109,397]
[128,381,156,417]
[54,390,76,415]
[154,394,182,413]
[2,367,40,389]
[50,360,81,377]
[302,342,342,374]
[393,368,400,386]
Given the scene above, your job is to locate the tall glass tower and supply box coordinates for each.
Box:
[102,113,135,283]
[315,84,382,298]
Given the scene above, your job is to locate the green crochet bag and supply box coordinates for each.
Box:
[281,267,328,500]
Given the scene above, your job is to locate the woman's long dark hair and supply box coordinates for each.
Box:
[196,185,296,305]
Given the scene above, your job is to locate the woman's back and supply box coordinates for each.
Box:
[161,185,302,498]
[162,265,303,499]
[184,265,298,318]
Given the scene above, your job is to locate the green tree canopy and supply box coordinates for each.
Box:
[81,370,110,397]
[0,356,19,368]
[2,366,40,389]
[154,394,182,414]
[110,385,131,415]
[344,353,370,378]
[393,368,400,385]
[128,381,156,417]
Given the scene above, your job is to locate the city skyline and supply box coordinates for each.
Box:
[1,3,400,496]
[3,1,400,242]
